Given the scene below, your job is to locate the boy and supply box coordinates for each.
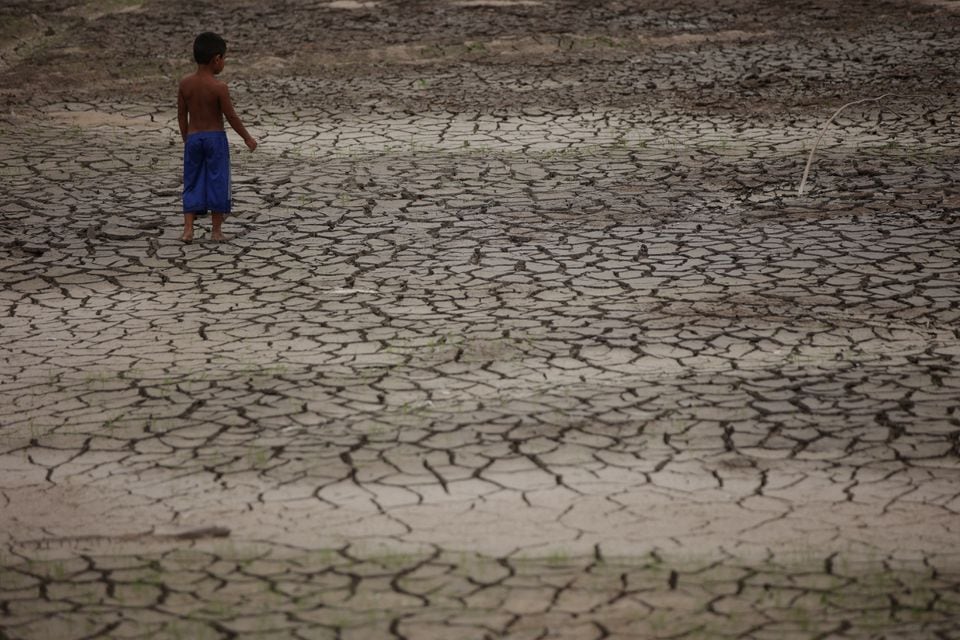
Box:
[177,32,257,243]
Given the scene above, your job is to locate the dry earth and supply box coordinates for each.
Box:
[2,0,960,638]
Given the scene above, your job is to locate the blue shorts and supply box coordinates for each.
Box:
[183,131,231,215]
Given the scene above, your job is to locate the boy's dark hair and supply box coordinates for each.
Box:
[193,32,226,64]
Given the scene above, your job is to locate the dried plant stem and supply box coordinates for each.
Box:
[798,93,893,196]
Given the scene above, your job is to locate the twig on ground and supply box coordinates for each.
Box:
[798,93,893,197]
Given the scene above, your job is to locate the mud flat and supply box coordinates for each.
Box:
[1,0,959,638]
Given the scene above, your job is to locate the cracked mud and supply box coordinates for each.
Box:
[2,0,960,638]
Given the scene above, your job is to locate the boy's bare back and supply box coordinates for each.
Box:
[177,57,256,150]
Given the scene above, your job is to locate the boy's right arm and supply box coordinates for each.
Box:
[177,82,188,142]
[219,83,257,151]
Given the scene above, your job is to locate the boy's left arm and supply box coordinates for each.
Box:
[219,83,257,151]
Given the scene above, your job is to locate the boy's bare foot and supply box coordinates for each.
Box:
[211,212,225,242]
[182,213,196,244]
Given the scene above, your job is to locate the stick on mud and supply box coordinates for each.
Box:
[798,93,893,197]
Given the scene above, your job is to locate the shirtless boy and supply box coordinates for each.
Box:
[177,32,257,243]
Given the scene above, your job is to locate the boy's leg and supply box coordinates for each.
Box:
[211,213,225,241]
[182,134,203,243]
[181,212,196,243]
[207,132,230,242]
